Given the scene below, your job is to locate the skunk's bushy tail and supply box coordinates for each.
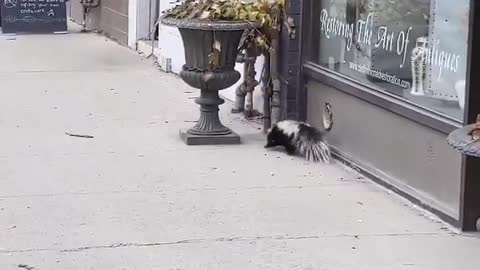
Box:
[295,124,331,163]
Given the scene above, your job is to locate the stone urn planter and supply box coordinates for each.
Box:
[161,17,256,145]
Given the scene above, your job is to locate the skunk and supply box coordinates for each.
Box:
[265,120,331,163]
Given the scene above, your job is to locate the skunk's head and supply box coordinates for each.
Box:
[265,126,281,148]
[265,122,294,148]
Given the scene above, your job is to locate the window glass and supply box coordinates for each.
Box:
[313,0,470,121]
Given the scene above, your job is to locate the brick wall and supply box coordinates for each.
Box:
[70,0,129,45]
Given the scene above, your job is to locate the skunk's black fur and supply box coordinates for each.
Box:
[265,120,331,163]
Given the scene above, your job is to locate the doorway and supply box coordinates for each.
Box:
[130,0,160,56]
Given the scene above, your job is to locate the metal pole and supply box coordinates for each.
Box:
[262,51,272,132]
[243,42,259,117]
[269,4,282,125]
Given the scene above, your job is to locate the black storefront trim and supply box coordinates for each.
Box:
[459,0,480,232]
[303,63,462,135]
[331,146,460,228]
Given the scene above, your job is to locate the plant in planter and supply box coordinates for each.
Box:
[160,0,284,145]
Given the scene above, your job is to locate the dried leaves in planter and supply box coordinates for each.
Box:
[164,0,283,25]
[470,114,480,141]
[163,0,285,50]
[208,40,222,68]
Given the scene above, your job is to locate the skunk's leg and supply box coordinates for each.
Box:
[285,144,296,155]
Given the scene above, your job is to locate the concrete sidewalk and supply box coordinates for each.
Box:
[0,24,479,270]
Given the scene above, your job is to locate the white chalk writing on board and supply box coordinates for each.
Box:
[4,0,17,9]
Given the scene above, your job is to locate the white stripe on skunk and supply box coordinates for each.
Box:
[265,120,331,163]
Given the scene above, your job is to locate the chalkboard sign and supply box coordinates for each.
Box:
[1,0,67,34]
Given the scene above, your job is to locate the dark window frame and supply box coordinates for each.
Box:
[459,0,480,232]
[300,0,464,134]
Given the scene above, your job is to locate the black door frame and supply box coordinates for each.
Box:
[460,0,480,232]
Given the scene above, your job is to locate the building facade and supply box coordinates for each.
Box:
[69,0,130,45]
[296,0,480,231]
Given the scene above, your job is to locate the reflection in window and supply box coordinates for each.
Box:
[315,0,469,121]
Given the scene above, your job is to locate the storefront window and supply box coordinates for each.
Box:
[312,0,470,121]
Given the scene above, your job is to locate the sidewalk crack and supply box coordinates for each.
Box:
[0,232,455,254]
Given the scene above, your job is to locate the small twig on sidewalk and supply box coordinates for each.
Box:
[65,132,94,139]
[18,264,35,270]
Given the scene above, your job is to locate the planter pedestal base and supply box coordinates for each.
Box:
[159,17,256,146]
[180,129,241,145]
